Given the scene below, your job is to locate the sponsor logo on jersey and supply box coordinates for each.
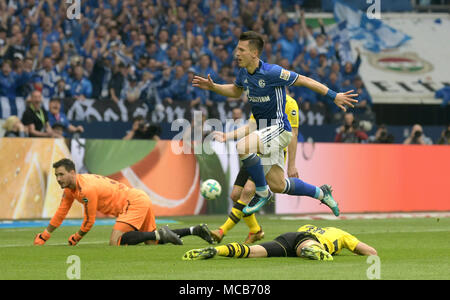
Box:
[248,95,270,103]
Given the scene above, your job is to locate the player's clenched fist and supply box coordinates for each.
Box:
[68,232,83,246]
[34,230,51,245]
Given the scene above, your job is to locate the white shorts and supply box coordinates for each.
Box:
[255,125,292,175]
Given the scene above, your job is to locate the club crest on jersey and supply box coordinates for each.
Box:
[258,79,266,88]
[280,69,290,81]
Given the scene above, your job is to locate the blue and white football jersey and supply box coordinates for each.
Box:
[234,60,299,131]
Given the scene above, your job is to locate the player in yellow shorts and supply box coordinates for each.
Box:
[183,224,377,261]
[209,94,300,244]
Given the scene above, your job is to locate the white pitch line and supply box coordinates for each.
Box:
[0,240,107,248]
[273,212,450,221]
[350,228,450,235]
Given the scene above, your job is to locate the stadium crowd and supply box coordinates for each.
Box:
[0,0,446,144]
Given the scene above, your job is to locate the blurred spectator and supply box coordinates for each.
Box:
[22,90,60,138]
[109,62,128,104]
[89,53,113,100]
[227,106,247,131]
[164,45,181,67]
[0,60,33,100]
[213,17,234,51]
[339,47,362,86]
[369,124,395,144]
[160,65,189,104]
[437,125,450,145]
[275,26,302,65]
[352,75,374,121]
[316,53,330,80]
[51,123,66,137]
[2,115,28,137]
[69,65,93,101]
[403,124,433,145]
[323,71,343,123]
[36,57,60,99]
[196,53,217,77]
[37,16,60,44]
[123,116,161,141]
[298,48,315,76]
[260,41,277,64]
[190,35,213,65]
[47,97,84,137]
[335,112,368,143]
[3,32,26,62]
[212,47,233,73]
[121,74,144,104]
[139,71,160,114]
[53,78,71,100]
[155,28,170,62]
[144,42,160,62]
[134,53,150,81]
[186,68,206,108]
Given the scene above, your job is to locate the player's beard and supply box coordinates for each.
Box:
[57,181,67,188]
[58,178,73,189]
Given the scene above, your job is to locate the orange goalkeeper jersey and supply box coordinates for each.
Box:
[50,174,132,232]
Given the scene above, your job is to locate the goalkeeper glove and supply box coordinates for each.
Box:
[68,232,83,246]
[34,229,51,245]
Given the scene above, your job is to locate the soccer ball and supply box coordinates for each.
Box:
[201,179,222,200]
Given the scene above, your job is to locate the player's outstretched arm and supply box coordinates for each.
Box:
[293,75,358,112]
[34,196,75,245]
[353,242,378,256]
[213,124,249,142]
[212,119,256,142]
[192,74,243,98]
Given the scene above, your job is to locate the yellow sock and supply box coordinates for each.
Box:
[243,213,261,234]
[220,200,246,235]
[216,242,250,258]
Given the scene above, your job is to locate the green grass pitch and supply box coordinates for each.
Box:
[1,215,449,280]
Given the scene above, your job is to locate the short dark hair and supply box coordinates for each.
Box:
[239,31,264,56]
[53,158,76,172]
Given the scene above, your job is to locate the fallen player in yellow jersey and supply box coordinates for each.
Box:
[183,224,377,261]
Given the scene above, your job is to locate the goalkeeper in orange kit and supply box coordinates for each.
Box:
[34,158,213,246]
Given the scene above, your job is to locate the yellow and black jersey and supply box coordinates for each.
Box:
[284,94,299,129]
[297,224,361,255]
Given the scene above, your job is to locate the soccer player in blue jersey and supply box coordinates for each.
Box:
[192,31,358,214]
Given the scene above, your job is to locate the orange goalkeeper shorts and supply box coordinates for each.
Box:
[114,189,156,232]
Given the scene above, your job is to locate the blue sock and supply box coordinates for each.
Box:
[284,178,322,200]
[241,154,268,196]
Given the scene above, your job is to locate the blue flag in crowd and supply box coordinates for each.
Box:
[327,20,353,63]
[332,0,411,52]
